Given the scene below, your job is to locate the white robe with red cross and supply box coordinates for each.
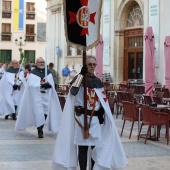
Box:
[0,71,26,115]
[52,87,128,170]
[15,73,62,132]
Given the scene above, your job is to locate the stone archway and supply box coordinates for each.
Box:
[114,0,144,83]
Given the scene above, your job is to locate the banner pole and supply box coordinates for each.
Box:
[83,50,89,139]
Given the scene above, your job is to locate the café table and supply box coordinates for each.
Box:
[149,104,170,110]
[162,98,170,105]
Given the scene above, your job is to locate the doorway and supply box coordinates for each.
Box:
[124,29,143,80]
[128,52,143,79]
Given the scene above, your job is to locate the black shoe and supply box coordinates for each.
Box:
[37,126,43,138]
[12,113,16,120]
[38,130,43,138]
[5,115,9,120]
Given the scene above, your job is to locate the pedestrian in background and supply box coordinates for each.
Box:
[69,64,77,82]
[61,64,70,85]
[49,62,59,89]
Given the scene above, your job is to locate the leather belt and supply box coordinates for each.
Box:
[75,106,98,116]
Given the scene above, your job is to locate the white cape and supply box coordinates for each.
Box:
[0,71,25,115]
[52,88,128,170]
[15,73,62,132]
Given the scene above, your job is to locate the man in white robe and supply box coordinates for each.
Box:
[0,60,25,120]
[0,62,5,79]
[52,55,128,170]
[15,57,62,138]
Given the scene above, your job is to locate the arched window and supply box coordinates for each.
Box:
[126,3,143,28]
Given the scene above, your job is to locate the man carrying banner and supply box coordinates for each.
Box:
[0,60,26,120]
[15,57,62,138]
[52,0,127,169]
[52,55,127,170]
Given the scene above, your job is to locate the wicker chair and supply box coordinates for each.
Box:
[116,91,126,118]
[143,95,152,104]
[121,101,140,139]
[162,88,170,98]
[138,104,169,145]
[108,96,115,114]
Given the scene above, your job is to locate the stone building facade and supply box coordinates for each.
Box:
[0,0,47,63]
[46,0,170,85]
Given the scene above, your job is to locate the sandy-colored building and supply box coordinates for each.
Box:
[0,0,47,63]
[46,0,170,85]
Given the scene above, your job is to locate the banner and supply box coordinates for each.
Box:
[103,0,110,65]
[149,0,159,67]
[14,0,24,31]
[63,0,103,50]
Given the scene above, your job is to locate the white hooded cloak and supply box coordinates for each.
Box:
[15,73,62,132]
[0,71,26,115]
[52,87,128,170]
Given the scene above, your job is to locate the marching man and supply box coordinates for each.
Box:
[52,55,128,170]
[0,62,5,80]
[0,60,25,120]
[15,57,62,138]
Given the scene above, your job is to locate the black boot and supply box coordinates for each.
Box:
[12,113,16,120]
[5,115,9,120]
[37,125,43,138]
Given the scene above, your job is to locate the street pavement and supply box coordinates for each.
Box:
[0,114,170,170]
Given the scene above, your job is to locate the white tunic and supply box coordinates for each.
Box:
[0,71,25,115]
[52,87,128,170]
[74,86,102,145]
[15,73,62,132]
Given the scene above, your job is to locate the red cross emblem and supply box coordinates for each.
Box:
[86,88,98,107]
[68,0,96,36]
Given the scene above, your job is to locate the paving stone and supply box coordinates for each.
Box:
[0,114,170,170]
[123,141,170,158]
[0,144,54,161]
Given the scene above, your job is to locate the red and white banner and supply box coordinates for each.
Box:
[63,0,102,50]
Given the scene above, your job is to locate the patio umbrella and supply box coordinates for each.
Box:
[144,26,155,96]
[164,36,170,90]
[95,34,103,80]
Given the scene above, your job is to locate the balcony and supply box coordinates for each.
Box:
[26,11,35,19]
[1,32,11,41]
[2,10,11,18]
[25,34,35,42]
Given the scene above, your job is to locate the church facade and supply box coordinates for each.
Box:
[46,0,170,85]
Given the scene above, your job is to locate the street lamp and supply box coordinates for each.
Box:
[15,36,26,60]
